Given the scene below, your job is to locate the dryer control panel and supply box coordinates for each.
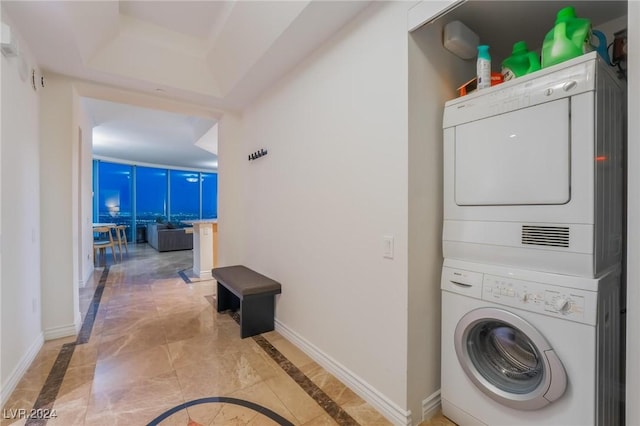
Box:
[443,52,598,128]
[482,274,598,326]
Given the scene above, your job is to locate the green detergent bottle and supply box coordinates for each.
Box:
[501,41,541,81]
[541,6,591,68]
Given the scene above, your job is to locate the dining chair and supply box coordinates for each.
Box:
[93,226,117,265]
[115,225,129,260]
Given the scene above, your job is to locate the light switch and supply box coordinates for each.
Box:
[383,235,394,259]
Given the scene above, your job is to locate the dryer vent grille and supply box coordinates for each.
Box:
[521,225,570,248]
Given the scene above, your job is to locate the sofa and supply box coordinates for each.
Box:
[146,223,193,252]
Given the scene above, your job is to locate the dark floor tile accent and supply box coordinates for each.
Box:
[226,313,360,426]
[178,268,192,284]
[25,343,76,426]
[147,397,295,426]
[26,267,111,425]
[76,266,110,345]
[252,335,360,426]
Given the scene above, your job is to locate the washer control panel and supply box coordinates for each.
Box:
[482,274,598,325]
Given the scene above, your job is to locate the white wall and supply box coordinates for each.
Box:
[1,11,4,400]
[39,74,81,339]
[0,12,44,404]
[216,111,246,267]
[407,19,472,420]
[221,2,415,422]
[0,23,3,405]
[73,90,95,289]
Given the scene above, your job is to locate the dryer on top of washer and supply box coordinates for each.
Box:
[440,258,622,426]
[442,52,625,278]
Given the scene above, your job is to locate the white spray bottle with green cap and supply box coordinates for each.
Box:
[477,45,491,90]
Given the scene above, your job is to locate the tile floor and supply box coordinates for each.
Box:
[1,244,455,426]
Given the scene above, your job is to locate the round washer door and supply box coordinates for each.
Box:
[454,307,567,410]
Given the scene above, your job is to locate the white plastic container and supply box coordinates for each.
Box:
[443,20,479,60]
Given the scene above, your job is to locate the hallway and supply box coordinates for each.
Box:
[1,245,395,425]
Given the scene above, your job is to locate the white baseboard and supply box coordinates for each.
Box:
[275,319,412,426]
[0,332,44,408]
[80,266,94,288]
[195,269,212,280]
[422,389,442,422]
[43,322,79,341]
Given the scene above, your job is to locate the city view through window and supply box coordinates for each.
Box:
[93,160,217,242]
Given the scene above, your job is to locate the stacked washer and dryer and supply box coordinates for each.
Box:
[440,51,625,426]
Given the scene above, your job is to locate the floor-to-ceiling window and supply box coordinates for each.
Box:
[169,170,200,222]
[94,161,133,230]
[202,172,218,219]
[93,160,217,242]
[136,166,168,241]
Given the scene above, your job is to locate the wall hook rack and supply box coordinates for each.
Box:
[248,148,268,161]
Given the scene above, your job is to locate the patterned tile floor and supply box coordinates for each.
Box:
[1,245,455,426]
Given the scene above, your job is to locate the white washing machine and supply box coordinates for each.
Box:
[441,259,621,426]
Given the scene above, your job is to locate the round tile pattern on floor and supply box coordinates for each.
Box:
[146,397,295,426]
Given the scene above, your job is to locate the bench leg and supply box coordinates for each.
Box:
[240,294,275,338]
[217,282,240,312]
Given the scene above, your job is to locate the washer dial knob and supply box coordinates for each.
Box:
[554,298,570,312]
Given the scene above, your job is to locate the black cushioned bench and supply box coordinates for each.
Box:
[212,265,282,338]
